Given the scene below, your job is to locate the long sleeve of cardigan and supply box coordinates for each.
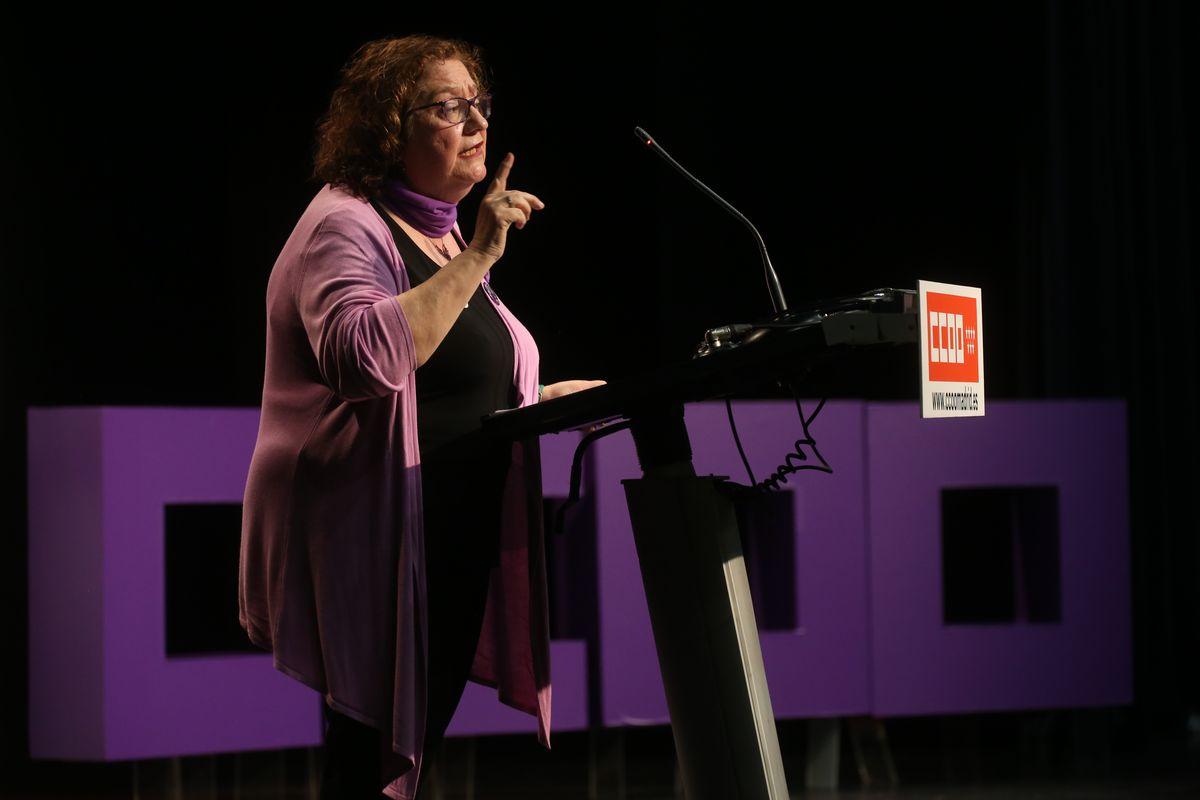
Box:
[296,219,416,402]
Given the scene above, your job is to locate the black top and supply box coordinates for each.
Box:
[372,202,517,459]
[373,202,516,565]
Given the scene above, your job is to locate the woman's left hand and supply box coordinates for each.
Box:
[541,379,606,402]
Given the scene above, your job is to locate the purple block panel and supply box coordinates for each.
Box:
[29,408,592,760]
[448,430,590,735]
[866,400,1132,715]
[28,407,319,761]
[593,401,872,727]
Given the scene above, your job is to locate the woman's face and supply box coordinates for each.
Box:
[401,58,489,203]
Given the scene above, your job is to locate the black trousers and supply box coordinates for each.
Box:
[319,458,504,799]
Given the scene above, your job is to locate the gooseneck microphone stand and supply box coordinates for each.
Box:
[633,126,789,316]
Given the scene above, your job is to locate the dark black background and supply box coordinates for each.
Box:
[2,1,1196,788]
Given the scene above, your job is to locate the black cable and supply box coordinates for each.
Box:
[560,388,831,537]
[758,389,832,491]
[551,420,633,536]
[726,397,757,486]
[724,387,833,493]
[800,396,828,430]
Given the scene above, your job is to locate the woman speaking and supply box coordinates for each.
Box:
[238,35,602,799]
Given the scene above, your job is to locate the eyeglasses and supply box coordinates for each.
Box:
[406,92,492,125]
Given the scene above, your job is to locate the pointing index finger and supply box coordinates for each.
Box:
[489,152,514,193]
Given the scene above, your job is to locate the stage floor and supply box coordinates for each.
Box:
[9,712,1200,798]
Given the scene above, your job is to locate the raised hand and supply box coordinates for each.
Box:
[470,152,545,260]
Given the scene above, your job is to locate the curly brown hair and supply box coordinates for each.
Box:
[312,35,490,200]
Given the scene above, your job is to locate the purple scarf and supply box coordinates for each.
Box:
[380,179,458,238]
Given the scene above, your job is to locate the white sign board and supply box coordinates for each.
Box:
[918,280,985,418]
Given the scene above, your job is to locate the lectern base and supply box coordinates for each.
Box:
[622,473,790,800]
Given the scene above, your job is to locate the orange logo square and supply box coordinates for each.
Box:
[927,291,979,382]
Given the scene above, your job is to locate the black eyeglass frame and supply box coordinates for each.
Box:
[405,92,493,123]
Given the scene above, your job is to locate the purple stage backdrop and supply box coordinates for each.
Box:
[865,400,1132,714]
[26,408,587,760]
[27,400,1130,760]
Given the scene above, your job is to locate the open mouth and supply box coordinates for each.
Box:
[459,142,484,157]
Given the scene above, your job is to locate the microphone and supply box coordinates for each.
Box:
[633,126,789,315]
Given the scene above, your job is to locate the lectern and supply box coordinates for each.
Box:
[484,289,917,800]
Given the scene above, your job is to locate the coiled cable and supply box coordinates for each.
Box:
[725,389,832,492]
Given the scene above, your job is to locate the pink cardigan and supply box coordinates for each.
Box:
[238,184,551,800]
